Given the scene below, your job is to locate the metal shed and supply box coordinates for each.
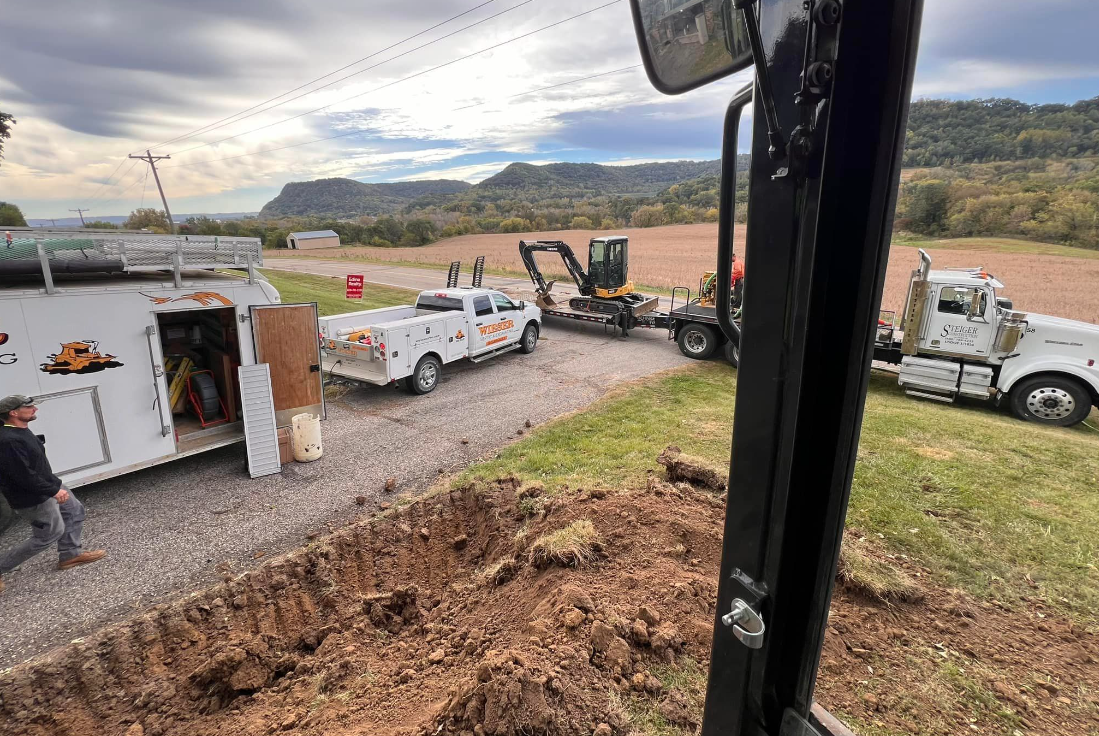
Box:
[286,230,340,250]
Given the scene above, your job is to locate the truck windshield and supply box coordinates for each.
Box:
[416,295,464,312]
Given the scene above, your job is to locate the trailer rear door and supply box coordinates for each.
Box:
[250,303,325,426]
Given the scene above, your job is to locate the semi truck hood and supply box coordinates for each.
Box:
[1017,312,1099,354]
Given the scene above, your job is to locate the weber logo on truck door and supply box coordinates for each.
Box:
[478,320,514,337]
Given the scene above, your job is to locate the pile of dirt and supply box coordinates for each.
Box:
[2,472,1097,736]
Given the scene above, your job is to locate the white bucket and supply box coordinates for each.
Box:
[291,413,323,462]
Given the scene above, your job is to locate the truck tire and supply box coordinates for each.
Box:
[724,339,740,368]
[677,323,718,360]
[519,322,539,354]
[0,493,14,538]
[1009,375,1092,427]
[408,355,441,395]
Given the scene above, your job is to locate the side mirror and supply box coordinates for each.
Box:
[967,290,986,321]
[628,0,754,94]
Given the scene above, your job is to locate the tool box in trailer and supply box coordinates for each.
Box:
[0,231,325,488]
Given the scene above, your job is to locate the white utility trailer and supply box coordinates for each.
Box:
[0,231,324,492]
[319,287,541,394]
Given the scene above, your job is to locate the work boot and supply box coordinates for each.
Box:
[57,550,106,570]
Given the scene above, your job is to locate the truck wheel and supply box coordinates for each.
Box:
[724,340,740,368]
[1009,375,1092,427]
[0,493,14,538]
[408,355,441,395]
[678,323,718,360]
[520,323,539,354]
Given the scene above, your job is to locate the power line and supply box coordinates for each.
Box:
[453,63,641,110]
[90,166,150,213]
[163,61,640,171]
[81,157,132,206]
[141,0,502,154]
[140,167,150,208]
[168,0,621,157]
[168,0,538,156]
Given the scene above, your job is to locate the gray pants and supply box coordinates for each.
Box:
[0,493,85,574]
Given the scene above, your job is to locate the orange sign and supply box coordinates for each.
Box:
[477,320,514,337]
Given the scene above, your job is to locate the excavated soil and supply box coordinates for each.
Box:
[2,475,1097,736]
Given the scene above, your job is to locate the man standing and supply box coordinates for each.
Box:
[0,395,105,593]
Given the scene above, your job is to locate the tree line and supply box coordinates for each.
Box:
[903,96,1099,167]
[894,158,1099,249]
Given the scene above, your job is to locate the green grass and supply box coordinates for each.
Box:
[454,363,1099,621]
[618,657,708,736]
[892,235,1099,260]
[256,268,418,316]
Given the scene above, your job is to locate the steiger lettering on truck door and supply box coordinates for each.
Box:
[478,320,514,337]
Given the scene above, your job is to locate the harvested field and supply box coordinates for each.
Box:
[271,225,1099,324]
[4,475,1097,736]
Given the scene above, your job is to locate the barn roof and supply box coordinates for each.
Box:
[290,230,339,239]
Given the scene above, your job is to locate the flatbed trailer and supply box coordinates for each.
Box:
[539,283,739,362]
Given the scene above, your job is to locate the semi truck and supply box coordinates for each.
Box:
[874,249,1099,426]
[318,287,541,393]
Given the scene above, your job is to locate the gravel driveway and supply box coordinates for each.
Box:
[0,316,693,668]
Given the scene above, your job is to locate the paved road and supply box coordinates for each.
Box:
[0,261,697,668]
[262,257,682,310]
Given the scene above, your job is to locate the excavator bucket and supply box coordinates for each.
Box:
[534,280,561,310]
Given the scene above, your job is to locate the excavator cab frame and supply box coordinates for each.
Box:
[587,236,634,297]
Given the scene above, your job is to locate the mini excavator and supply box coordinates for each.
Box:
[518,236,660,332]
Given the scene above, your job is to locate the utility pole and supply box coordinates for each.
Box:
[68,208,89,226]
[128,150,176,234]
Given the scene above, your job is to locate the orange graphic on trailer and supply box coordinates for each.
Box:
[477,320,513,337]
[142,291,234,306]
[41,340,124,375]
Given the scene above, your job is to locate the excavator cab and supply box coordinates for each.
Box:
[587,236,632,297]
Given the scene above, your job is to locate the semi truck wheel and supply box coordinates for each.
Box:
[677,323,718,360]
[724,340,740,368]
[408,355,441,395]
[520,323,539,354]
[1009,375,1092,427]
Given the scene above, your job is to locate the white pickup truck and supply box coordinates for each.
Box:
[319,287,542,394]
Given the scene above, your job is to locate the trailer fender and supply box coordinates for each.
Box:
[998,360,1099,405]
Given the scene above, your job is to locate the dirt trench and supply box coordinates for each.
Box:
[0,476,727,736]
[1,473,1098,736]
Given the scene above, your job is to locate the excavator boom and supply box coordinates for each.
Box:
[518,240,593,304]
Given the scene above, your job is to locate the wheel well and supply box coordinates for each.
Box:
[1010,371,1099,406]
[525,320,540,334]
[419,351,443,366]
[675,321,721,342]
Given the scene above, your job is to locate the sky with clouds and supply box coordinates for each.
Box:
[0,0,1096,219]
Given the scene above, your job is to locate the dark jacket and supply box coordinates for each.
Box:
[0,426,63,509]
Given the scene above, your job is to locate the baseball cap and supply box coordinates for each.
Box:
[0,395,35,414]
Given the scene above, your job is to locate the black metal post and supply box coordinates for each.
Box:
[700,0,924,734]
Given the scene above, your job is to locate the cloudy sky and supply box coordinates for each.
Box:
[1,0,1096,220]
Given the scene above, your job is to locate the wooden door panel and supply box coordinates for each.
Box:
[251,303,324,425]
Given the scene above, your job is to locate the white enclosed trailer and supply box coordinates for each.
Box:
[0,232,324,490]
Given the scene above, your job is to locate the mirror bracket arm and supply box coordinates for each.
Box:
[732,0,787,160]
